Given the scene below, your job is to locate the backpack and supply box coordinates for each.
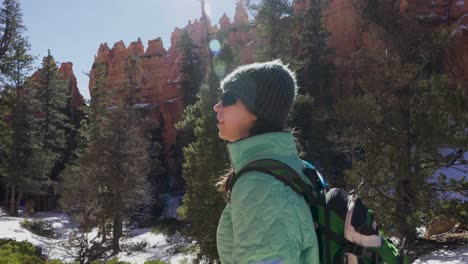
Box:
[227,159,409,264]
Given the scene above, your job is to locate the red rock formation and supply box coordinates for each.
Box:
[307,0,467,94]
[444,18,468,91]
[89,11,214,178]
[234,0,249,24]
[400,0,467,91]
[219,13,232,31]
[293,0,308,13]
[216,0,256,64]
[29,59,85,113]
[322,0,378,95]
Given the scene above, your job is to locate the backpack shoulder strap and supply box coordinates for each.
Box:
[227,159,315,204]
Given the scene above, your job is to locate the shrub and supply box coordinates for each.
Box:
[122,240,148,253]
[0,239,44,264]
[144,260,168,264]
[20,219,56,238]
[150,218,186,237]
[45,260,65,264]
[90,258,131,264]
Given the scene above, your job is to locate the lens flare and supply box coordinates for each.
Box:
[209,39,221,55]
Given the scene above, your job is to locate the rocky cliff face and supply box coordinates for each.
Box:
[88,1,252,183]
[30,60,85,114]
[320,0,467,93]
[89,37,187,179]
[400,0,467,90]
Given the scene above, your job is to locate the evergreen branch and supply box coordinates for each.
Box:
[376,187,400,202]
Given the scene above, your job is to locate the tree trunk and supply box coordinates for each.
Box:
[4,185,10,207]
[395,102,418,242]
[100,217,106,243]
[112,213,122,253]
[9,185,17,216]
[16,191,23,214]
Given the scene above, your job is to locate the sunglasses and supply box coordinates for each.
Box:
[220,92,237,107]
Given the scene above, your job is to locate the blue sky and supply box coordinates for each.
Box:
[21,0,238,100]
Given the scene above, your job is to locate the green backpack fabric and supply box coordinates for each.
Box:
[227,159,409,264]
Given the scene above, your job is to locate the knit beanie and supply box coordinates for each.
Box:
[220,60,298,128]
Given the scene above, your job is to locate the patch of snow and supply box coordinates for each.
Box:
[0,210,77,262]
[116,228,191,264]
[458,24,468,31]
[167,76,181,84]
[416,12,448,21]
[416,226,426,238]
[429,148,467,202]
[430,0,449,6]
[0,207,194,263]
[438,148,457,157]
[413,246,468,263]
[164,98,177,103]
[134,103,157,109]
[246,40,255,46]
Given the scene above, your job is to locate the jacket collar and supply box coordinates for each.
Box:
[226,132,298,173]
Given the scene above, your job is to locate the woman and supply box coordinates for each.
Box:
[213,60,320,264]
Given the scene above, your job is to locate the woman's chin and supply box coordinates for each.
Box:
[218,131,233,142]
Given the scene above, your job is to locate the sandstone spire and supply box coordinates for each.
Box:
[219,12,231,31]
[234,0,249,24]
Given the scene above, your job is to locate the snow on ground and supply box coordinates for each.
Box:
[0,207,193,263]
[413,246,468,264]
[0,207,75,262]
[429,148,467,202]
[1,207,467,263]
[116,227,195,263]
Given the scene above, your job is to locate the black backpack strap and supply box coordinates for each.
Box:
[227,159,315,204]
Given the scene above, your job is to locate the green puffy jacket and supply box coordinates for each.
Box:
[216,132,320,264]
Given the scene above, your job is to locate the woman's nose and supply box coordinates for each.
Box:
[213,101,222,113]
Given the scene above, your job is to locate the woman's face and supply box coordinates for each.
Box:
[213,93,257,142]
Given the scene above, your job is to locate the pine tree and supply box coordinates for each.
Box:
[292,0,334,98]
[60,55,151,254]
[334,50,466,242]
[332,1,468,242]
[28,51,70,197]
[178,28,204,106]
[246,0,294,60]
[60,61,111,245]
[87,61,109,141]
[0,0,37,215]
[175,39,238,262]
[177,70,228,262]
[286,0,348,184]
[95,107,150,253]
[0,0,28,84]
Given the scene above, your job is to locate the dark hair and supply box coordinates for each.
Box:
[249,117,286,136]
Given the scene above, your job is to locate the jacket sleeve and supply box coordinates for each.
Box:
[230,171,303,264]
